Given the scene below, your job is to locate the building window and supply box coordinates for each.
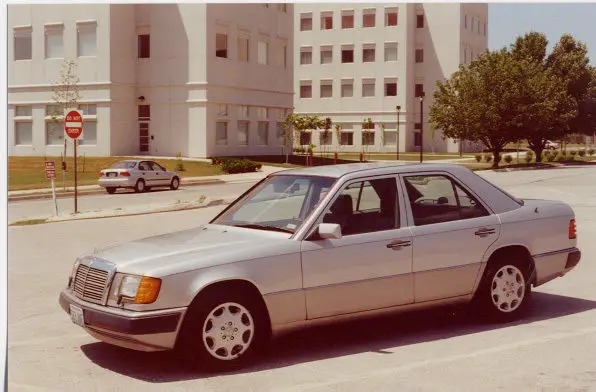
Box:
[483,23,487,36]
[238,37,249,62]
[321,12,333,30]
[79,122,97,145]
[258,40,268,65]
[363,9,376,28]
[78,104,97,116]
[464,15,468,29]
[464,48,467,64]
[77,23,97,57]
[256,107,268,119]
[320,46,333,64]
[385,43,398,62]
[319,130,332,145]
[46,122,63,145]
[218,104,228,117]
[415,49,424,63]
[385,8,398,26]
[414,131,422,146]
[300,82,312,98]
[46,104,63,117]
[138,34,150,58]
[15,122,33,145]
[14,28,32,60]
[341,132,353,146]
[342,11,354,29]
[138,105,150,120]
[15,106,32,117]
[414,123,422,130]
[282,44,287,68]
[216,122,228,145]
[300,13,313,31]
[279,4,287,12]
[320,81,333,98]
[341,47,354,63]
[383,129,397,146]
[45,25,64,59]
[216,33,228,58]
[362,79,375,97]
[341,80,354,98]
[238,121,249,146]
[362,46,375,62]
[257,122,269,145]
[300,132,311,146]
[385,79,397,96]
[238,105,250,118]
[300,47,312,65]
[415,84,424,97]
[362,131,375,146]
[417,14,424,28]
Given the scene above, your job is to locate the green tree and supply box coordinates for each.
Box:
[281,113,325,163]
[430,49,522,168]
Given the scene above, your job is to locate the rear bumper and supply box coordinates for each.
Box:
[533,247,581,286]
[98,178,135,188]
[59,289,186,351]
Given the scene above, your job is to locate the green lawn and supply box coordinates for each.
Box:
[8,156,222,191]
[318,152,473,161]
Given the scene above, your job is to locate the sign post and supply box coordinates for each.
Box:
[64,109,83,214]
[45,161,59,216]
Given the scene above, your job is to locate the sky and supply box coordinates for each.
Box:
[488,3,596,63]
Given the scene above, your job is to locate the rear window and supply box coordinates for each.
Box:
[111,161,137,169]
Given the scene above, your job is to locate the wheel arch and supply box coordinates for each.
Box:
[474,244,536,293]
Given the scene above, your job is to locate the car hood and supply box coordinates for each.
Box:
[87,224,294,277]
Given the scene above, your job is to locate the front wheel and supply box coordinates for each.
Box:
[177,289,270,371]
[473,260,532,322]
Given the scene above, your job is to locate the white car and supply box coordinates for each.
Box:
[98,160,180,194]
[60,163,581,371]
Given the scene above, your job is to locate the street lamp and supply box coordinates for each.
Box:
[396,105,401,160]
[419,92,425,163]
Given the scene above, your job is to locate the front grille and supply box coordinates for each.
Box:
[73,264,109,304]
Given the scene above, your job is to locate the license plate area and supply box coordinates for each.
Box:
[70,304,85,327]
[107,172,117,177]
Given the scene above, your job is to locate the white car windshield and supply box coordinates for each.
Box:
[212,175,336,233]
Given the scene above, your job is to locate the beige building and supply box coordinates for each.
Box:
[294,3,488,154]
[8,3,294,157]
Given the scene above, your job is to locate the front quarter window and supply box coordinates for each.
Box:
[212,175,336,233]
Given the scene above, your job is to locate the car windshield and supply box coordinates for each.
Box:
[111,161,137,169]
[211,175,336,234]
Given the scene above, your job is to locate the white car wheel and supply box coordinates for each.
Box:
[490,265,526,313]
[134,179,145,193]
[170,177,180,190]
[202,302,255,361]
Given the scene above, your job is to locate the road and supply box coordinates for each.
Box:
[7,166,596,391]
[7,181,256,223]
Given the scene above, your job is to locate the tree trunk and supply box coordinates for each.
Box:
[533,147,544,163]
[492,150,502,169]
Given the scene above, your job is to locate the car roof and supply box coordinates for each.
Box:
[272,162,469,179]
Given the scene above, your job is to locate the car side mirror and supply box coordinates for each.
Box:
[317,223,342,240]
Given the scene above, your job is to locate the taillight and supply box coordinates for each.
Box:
[120,171,131,177]
[99,171,104,177]
[569,219,576,239]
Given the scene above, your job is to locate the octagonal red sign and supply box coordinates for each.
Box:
[64,110,83,139]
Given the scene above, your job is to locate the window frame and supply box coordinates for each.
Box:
[415,49,424,63]
[14,27,33,61]
[15,121,33,146]
[77,22,97,58]
[45,25,64,59]
[385,8,398,27]
[216,32,228,59]
[138,33,150,58]
[362,9,376,28]
[300,13,313,31]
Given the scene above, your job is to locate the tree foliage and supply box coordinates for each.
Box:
[281,113,325,163]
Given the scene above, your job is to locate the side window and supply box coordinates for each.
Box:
[403,175,488,226]
[149,161,165,171]
[139,161,151,171]
[323,178,398,235]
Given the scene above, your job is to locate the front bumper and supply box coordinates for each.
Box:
[59,289,186,352]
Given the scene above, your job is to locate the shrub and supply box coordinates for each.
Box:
[175,152,185,172]
[525,151,533,163]
[474,154,482,163]
[484,154,493,163]
[542,150,551,160]
[504,154,513,164]
[219,158,262,174]
[556,153,566,162]
[570,150,577,157]
[588,148,595,157]
[546,152,556,162]
[578,149,586,158]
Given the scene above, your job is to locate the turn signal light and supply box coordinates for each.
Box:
[569,219,576,239]
[134,277,162,304]
[120,171,131,177]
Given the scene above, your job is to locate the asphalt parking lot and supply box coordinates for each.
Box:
[7,166,596,392]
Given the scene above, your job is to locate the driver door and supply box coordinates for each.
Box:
[301,176,414,319]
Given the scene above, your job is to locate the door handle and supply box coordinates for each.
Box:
[386,240,412,250]
[475,228,496,237]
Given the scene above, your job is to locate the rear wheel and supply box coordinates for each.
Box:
[170,177,180,190]
[106,187,116,194]
[134,179,145,193]
[177,287,270,371]
[473,258,532,322]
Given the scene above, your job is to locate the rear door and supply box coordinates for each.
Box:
[400,173,500,303]
[137,161,152,186]
[149,161,170,186]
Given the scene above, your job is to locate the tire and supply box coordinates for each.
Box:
[106,187,116,194]
[170,176,180,191]
[472,258,532,322]
[177,286,270,372]
[134,179,145,193]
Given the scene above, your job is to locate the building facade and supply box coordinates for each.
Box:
[8,3,294,157]
[294,3,488,154]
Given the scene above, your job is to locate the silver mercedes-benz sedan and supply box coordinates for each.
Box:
[98,160,180,194]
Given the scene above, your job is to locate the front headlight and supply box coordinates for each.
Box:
[109,273,161,304]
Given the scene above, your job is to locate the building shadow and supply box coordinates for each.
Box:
[80,291,596,382]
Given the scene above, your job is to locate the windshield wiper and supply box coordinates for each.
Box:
[233,224,293,233]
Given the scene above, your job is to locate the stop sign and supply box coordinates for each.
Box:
[64,110,84,139]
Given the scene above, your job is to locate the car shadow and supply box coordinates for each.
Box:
[80,292,596,382]
[112,187,176,196]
